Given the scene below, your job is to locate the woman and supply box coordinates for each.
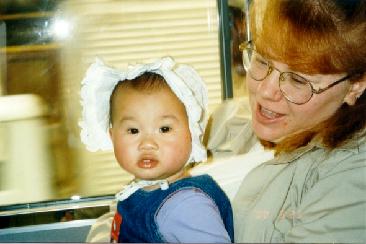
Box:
[219,0,366,242]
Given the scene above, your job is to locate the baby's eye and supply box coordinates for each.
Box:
[127,128,139,134]
[159,126,172,133]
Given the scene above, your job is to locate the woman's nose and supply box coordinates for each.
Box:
[257,72,283,101]
[138,133,158,150]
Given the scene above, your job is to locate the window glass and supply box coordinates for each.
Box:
[0,0,222,206]
[229,5,247,97]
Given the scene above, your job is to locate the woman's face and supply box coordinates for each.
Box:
[247,58,355,142]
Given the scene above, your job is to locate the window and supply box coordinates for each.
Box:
[0,0,224,206]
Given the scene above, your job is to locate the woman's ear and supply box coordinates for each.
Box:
[344,75,366,105]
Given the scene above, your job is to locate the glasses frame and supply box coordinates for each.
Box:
[239,42,351,105]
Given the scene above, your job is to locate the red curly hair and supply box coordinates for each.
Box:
[249,0,366,154]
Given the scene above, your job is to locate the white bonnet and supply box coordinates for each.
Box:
[79,57,208,163]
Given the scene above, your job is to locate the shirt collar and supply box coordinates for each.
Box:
[265,128,365,165]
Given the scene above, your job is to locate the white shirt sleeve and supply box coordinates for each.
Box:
[156,188,231,243]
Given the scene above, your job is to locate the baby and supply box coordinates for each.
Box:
[79,57,233,243]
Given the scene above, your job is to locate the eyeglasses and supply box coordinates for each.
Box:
[239,42,351,105]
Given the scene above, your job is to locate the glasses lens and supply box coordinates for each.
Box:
[279,73,312,104]
[242,49,270,81]
[242,48,252,71]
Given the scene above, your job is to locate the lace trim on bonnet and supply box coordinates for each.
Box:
[79,56,208,164]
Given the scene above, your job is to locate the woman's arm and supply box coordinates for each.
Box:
[85,203,116,242]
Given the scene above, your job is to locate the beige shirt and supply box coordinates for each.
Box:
[231,128,366,243]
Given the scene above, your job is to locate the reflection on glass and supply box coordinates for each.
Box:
[50,17,72,40]
[229,4,247,98]
[0,0,222,207]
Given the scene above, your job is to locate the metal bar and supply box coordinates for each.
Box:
[217,0,233,100]
[244,0,251,42]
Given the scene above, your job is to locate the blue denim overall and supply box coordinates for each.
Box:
[113,174,234,243]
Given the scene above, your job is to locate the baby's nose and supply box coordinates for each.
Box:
[138,133,158,150]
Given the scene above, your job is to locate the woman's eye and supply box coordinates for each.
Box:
[290,75,308,85]
[127,128,139,134]
[159,126,171,133]
[254,55,268,66]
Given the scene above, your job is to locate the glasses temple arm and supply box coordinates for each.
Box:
[312,75,351,94]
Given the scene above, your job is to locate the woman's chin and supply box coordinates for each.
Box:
[252,122,284,143]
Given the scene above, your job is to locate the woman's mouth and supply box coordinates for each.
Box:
[137,158,158,169]
[256,104,285,123]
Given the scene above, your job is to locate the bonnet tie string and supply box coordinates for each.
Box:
[115,179,169,201]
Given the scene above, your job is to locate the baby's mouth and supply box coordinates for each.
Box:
[137,158,158,169]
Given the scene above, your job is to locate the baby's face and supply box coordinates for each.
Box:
[109,86,192,181]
